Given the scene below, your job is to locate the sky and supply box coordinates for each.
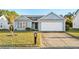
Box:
[9,9,77,16]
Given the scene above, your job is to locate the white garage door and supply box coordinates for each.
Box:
[41,22,64,31]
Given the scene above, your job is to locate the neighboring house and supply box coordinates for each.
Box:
[0,15,9,30]
[14,12,65,31]
[73,9,79,29]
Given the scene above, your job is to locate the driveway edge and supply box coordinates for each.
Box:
[66,32,79,39]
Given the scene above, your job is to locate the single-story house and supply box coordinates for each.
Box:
[0,15,9,30]
[14,12,65,31]
[73,9,79,29]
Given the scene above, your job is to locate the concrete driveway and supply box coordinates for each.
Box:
[41,32,79,48]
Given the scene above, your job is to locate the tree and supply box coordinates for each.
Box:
[64,12,73,30]
[0,9,18,35]
[6,11,18,35]
[0,10,18,23]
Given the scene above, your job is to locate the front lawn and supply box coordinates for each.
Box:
[0,32,41,47]
[67,29,79,37]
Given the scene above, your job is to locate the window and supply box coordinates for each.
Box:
[17,21,26,28]
[17,22,23,28]
[17,22,19,28]
[22,21,26,28]
[0,23,2,28]
[20,22,22,28]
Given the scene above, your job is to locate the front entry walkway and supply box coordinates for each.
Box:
[41,32,79,48]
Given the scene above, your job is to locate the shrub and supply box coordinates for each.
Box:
[26,27,38,31]
[26,27,33,31]
[0,29,9,32]
[66,19,72,27]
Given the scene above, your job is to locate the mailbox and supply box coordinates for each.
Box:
[34,31,37,45]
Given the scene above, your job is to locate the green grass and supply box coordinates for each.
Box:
[0,32,41,47]
[67,29,79,37]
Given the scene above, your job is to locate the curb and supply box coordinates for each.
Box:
[40,47,79,49]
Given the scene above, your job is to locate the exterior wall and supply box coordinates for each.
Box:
[27,21,32,28]
[38,22,41,31]
[0,21,9,29]
[0,16,9,29]
[73,13,79,28]
[63,18,66,31]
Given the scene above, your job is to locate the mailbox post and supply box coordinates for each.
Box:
[34,31,37,45]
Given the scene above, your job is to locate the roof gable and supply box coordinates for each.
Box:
[39,12,64,20]
[74,9,79,15]
[15,15,32,21]
[0,15,8,21]
[73,9,79,18]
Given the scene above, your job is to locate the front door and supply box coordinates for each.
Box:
[32,22,38,30]
[35,22,38,30]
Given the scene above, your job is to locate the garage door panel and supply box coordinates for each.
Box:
[41,22,63,31]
